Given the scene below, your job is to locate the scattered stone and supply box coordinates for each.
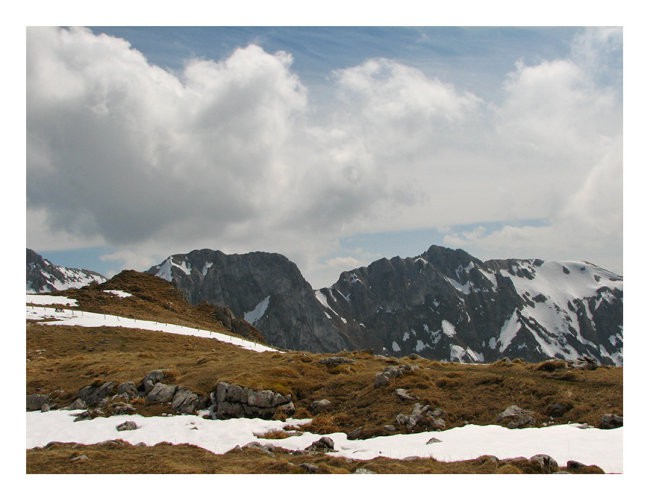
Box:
[396,403,446,431]
[497,405,536,429]
[306,436,335,451]
[374,373,390,388]
[599,413,623,429]
[426,437,442,444]
[395,388,415,401]
[383,425,397,432]
[309,399,332,414]
[348,428,363,440]
[26,394,50,412]
[70,454,90,462]
[530,454,558,473]
[299,463,320,473]
[146,383,177,404]
[242,442,276,456]
[570,355,599,370]
[354,467,376,474]
[116,420,138,432]
[40,403,50,412]
[68,398,86,410]
[319,356,355,367]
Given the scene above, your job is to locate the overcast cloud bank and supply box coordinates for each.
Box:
[27,27,622,287]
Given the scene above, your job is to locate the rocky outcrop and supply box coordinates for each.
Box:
[599,413,623,429]
[26,394,50,412]
[208,382,295,420]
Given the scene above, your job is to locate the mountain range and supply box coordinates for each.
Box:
[26,246,623,365]
[145,245,623,365]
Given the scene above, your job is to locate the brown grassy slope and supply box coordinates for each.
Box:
[27,322,622,434]
[39,270,264,343]
[26,441,604,474]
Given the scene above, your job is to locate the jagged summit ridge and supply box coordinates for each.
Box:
[26,248,106,293]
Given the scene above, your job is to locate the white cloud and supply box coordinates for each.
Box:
[27,27,622,287]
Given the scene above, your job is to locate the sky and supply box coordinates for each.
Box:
[25,20,624,289]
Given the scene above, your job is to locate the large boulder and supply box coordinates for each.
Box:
[209,381,294,420]
[146,383,177,404]
[599,413,623,429]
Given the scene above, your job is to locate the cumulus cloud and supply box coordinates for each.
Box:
[27,27,622,287]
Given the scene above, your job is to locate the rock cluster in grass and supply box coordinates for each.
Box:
[396,403,447,431]
[208,381,295,420]
[374,364,418,388]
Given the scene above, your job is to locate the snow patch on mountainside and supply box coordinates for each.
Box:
[244,296,270,324]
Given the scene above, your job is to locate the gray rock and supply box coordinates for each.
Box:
[40,403,50,412]
[210,381,294,419]
[77,382,116,407]
[146,383,177,404]
[545,402,573,418]
[599,413,623,429]
[395,388,415,401]
[497,405,536,429]
[68,398,86,410]
[116,420,138,431]
[299,463,320,473]
[27,394,50,411]
[171,387,200,414]
[306,436,335,451]
[354,467,376,474]
[70,454,90,462]
[309,399,332,414]
[319,356,355,367]
[530,454,559,473]
[426,437,442,444]
[116,382,138,398]
[141,370,165,393]
[374,373,390,388]
[247,389,276,408]
[396,403,447,431]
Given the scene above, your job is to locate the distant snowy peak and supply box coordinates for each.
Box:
[26,248,106,293]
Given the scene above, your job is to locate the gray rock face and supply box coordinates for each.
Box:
[141,370,166,393]
[147,249,349,352]
[309,399,332,414]
[209,382,294,420]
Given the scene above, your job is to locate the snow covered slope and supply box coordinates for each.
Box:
[26,248,106,293]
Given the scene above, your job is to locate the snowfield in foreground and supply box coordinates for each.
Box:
[26,410,623,473]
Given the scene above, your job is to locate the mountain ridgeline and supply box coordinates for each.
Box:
[147,246,623,365]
